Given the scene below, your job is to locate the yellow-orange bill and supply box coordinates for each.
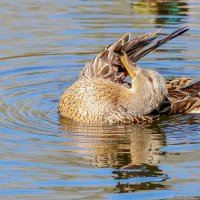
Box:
[119,51,137,78]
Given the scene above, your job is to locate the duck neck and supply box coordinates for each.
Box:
[122,86,161,115]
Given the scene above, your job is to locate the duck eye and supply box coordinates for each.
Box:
[148,77,153,83]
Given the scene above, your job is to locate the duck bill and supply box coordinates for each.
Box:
[119,51,138,79]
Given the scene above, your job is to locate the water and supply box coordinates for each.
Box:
[0,0,200,199]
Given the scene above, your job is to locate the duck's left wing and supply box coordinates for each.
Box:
[79,27,189,83]
[79,31,158,82]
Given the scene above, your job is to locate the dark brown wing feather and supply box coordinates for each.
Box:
[159,80,200,114]
[79,27,189,83]
[170,98,200,114]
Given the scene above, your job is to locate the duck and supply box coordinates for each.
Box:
[59,27,200,125]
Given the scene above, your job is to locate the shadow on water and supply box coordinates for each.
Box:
[60,117,169,193]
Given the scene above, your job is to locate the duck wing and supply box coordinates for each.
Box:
[79,31,158,82]
[169,80,200,114]
[166,77,192,90]
[79,27,189,83]
[159,79,200,114]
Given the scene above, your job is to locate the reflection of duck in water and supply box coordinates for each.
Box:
[60,118,166,168]
[60,119,168,192]
[59,27,200,125]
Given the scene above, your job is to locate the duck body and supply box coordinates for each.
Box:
[59,78,125,125]
[59,27,200,125]
[59,68,167,125]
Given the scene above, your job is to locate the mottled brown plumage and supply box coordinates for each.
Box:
[59,27,199,125]
[161,77,200,114]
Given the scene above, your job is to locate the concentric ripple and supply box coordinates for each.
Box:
[0,55,74,136]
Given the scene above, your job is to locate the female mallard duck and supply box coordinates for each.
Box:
[59,27,200,125]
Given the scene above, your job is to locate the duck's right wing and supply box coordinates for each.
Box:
[159,80,200,114]
[166,77,192,90]
[169,80,200,114]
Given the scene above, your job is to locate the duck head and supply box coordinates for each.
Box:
[119,51,168,114]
